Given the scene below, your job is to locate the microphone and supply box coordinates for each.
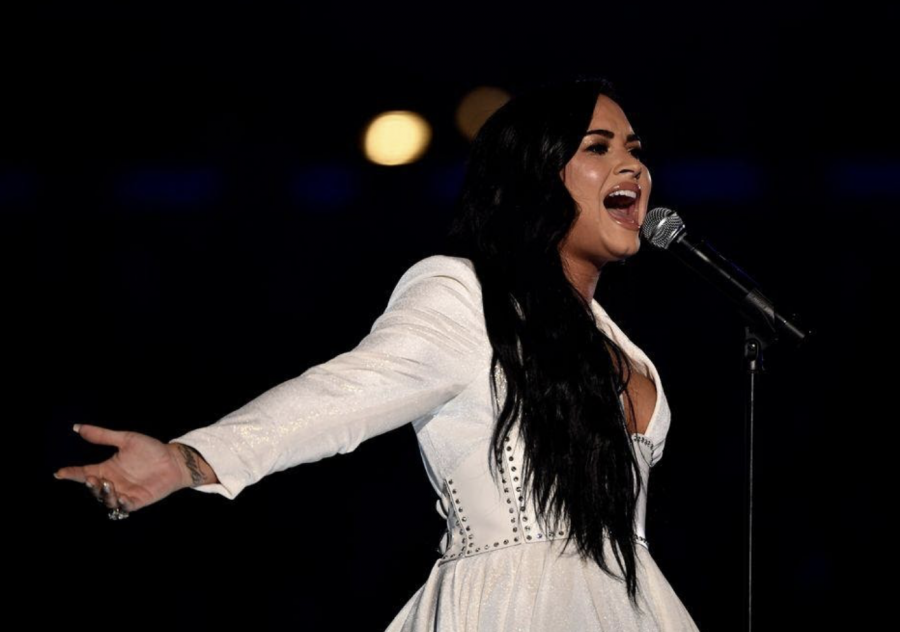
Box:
[640,206,814,346]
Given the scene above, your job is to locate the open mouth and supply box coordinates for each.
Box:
[602,190,640,227]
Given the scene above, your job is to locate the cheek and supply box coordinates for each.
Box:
[565,163,606,200]
[581,167,606,191]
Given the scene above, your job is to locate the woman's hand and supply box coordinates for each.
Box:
[54,424,192,514]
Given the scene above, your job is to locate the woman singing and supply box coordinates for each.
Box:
[55,76,701,630]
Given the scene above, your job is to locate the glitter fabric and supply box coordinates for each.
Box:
[169,254,700,631]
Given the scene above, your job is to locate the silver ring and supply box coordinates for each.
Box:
[108,507,130,521]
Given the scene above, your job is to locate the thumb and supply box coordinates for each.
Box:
[74,423,129,449]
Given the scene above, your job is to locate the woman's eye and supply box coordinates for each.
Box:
[587,144,645,160]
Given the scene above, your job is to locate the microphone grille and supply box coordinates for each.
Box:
[641,206,685,249]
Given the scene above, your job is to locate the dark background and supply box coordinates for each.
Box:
[19,2,893,629]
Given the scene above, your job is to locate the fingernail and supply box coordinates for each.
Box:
[86,481,95,489]
[53,472,60,480]
[73,424,81,433]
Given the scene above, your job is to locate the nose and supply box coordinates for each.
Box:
[618,164,642,181]
[616,155,643,180]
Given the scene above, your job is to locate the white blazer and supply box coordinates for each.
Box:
[169,254,672,555]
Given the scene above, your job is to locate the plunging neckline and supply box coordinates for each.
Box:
[590,298,661,442]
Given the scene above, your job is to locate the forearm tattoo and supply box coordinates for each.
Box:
[175,443,209,487]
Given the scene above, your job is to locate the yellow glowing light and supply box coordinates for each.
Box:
[455,86,511,142]
[362,111,432,166]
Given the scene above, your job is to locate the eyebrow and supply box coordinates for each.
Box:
[584,129,642,143]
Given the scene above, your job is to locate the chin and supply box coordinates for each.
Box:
[612,242,641,262]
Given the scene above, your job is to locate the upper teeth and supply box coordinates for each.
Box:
[608,190,637,200]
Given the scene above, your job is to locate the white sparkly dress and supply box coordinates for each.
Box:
[169,254,701,631]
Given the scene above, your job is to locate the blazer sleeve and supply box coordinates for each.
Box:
[168,255,487,500]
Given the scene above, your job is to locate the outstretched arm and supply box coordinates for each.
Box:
[168,255,488,500]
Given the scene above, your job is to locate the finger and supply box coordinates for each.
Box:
[54,465,91,484]
[74,424,129,449]
[85,475,104,503]
[101,481,129,513]
[118,494,135,512]
[100,479,120,510]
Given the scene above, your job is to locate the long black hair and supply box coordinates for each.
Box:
[443,75,648,610]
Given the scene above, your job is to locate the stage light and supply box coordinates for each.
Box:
[455,86,511,142]
[362,110,432,166]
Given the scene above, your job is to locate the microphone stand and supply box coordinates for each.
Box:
[742,322,765,632]
[737,299,814,632]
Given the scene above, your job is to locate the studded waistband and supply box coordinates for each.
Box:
[435,431,651,564]
[438,529,649,564]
